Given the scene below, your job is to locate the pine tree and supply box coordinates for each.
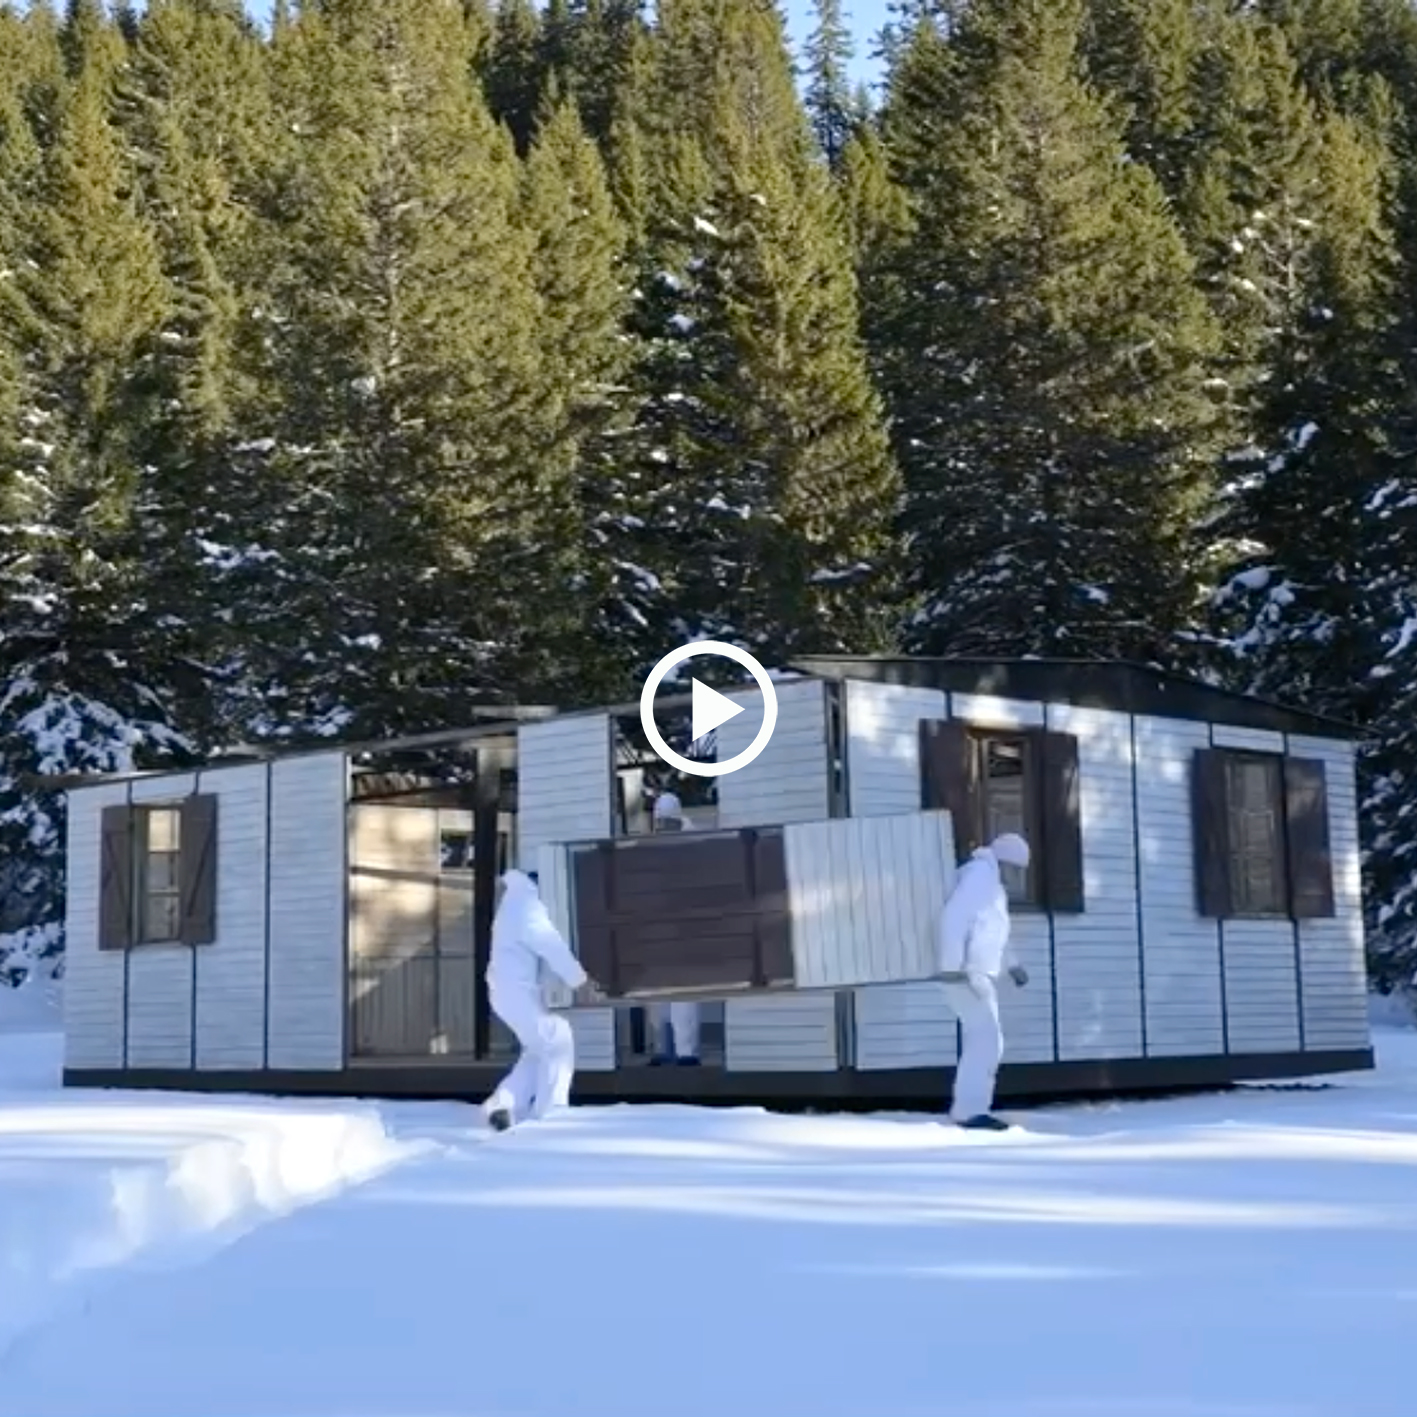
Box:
[521,96,636,700]
[483,0,544,155]
[876,0,1223,659]
[227,0,569,738]
[0,2,188,979]
[616,0,903,667]
[805,0,857,170]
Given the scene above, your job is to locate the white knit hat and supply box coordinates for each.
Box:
[653,792,683,820]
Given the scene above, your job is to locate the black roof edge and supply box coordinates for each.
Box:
[788,655,1367,741]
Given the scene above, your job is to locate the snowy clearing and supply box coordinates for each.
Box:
[0,1015,425,1365]
[2,1008,1415,1414]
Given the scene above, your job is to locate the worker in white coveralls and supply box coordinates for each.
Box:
[647,792,701,1066]
[937,833,1032,1131]
[483,868,603,1132]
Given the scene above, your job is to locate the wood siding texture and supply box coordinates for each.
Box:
[843,680,947,818]
[124,773,199,1070]
[63,781,131,1071]
[267,752,347,1070]
[1288,735,1368,1052]
[1209,724,1301,1054]
[716,679,835,1068]
[843,681,957,1070]
[193,765,269,1069]
[785,811,953,989]
[715,678,830,828]
[724,993,839,1071]
[1133,715,1226,1057]
[516,714,616,1069]
[1048,704,1144,1062]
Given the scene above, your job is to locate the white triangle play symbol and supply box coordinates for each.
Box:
[691,677,745,743]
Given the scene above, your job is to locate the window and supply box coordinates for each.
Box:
[919,719,1084,913]
[1225,755,1287,916]
[979,736,1031,903]
[1191,748,1335,920]
[137,806,183,943]
[99,796,219,950]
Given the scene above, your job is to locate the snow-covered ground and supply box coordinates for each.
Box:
[2,991,1415,1416]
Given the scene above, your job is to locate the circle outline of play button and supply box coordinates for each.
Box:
[639,641,779,778]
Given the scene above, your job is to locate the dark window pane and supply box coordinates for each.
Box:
[1226,757,1286,914]
[981,738,1030,902]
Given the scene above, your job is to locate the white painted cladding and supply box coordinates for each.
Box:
[785,810,954,989]
[843,680,946,819]
[1047,704,1143,1062]
[715,678,830,828]
[62,781,130,1071]
[516,713,616,1069]
[1288,735,1367,1051]
[125,765,274,1071]
[65,757,329,1073]
[716,678,836,1069]
[1131,716,1224,1057]
[266,753,347,1069]
[193,764,269,1069]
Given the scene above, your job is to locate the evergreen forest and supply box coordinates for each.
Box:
[5,0,1417,995]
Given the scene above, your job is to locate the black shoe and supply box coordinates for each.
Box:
[649,1054,674,1067]
[488,1108,513,1133]
[675,1056,702,1067]
[957,1113,1010,1131]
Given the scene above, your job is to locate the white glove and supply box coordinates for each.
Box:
[967,970,990,1000]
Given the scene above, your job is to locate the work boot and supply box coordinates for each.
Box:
[957,1113,1011,1132]
[649,1054,674,1066]
[487,1108,513,1133]
[676,1056,702,1067]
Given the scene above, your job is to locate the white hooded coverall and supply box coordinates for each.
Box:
[937,836,1029,1122]
[484,869,587,1123]
[646,793,701,1061]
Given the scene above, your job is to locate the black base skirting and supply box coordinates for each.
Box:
[63,1047,1375,1113]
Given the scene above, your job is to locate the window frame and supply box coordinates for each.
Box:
[966,727,1042,910]
[133,803,184,946]
[1220,750,1291,920]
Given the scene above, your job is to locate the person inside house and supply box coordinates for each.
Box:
[647,791,702,1067]
[936,833,1032,1131]
[483,867,603,1132]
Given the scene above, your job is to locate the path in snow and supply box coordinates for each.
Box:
[5,1037,1417,1417]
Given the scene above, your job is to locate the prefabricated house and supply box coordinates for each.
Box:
[59,657,1373,1108]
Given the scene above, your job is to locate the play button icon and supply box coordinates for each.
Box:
[691,677,745,741]
[640,641,779,777]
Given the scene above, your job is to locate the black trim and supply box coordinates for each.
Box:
[1283,731,1307,1050]
[944,689,963,1063]
[1129,715,1148,1057]
[190,769,201,1070]
[1042,706,1061,1064]
[262,761,273,1070]
[121,780,132,1069]
[1208,723,1230,1054]
[62,1047,1374,1110]
[792,657,1364,741]
[340,758,352,1068]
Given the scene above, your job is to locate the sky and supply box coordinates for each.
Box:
[243,0,891,91]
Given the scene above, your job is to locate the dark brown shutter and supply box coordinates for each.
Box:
[572,843,618,993]
[1038,730,1084,913]
[1191,749,1234,918]
[749,829,794,986]
[920,718,981,858]
[1283,757,1336,919]
[179,794,219,945]
[99,805,134,950]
